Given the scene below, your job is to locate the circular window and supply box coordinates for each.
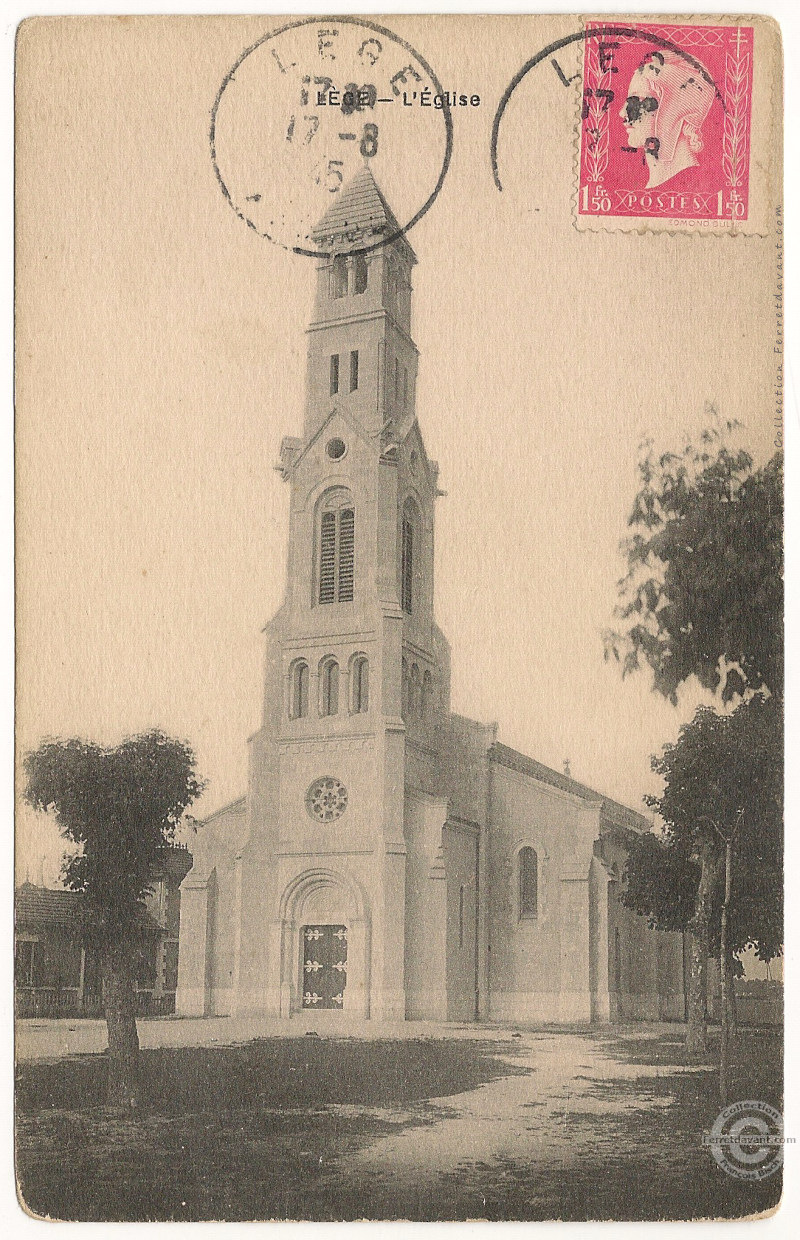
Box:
[306,776,348,822]
[326,438,346,460]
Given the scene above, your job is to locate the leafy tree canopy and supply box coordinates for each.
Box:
[23,729,205,941]
[605,424,783,703]
[622,695,783,962]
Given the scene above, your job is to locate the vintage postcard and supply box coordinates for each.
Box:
[15,12,785,1222]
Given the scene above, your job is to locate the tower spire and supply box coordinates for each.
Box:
[311,166,416,262]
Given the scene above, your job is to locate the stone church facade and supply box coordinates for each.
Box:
[177,169,685,1025]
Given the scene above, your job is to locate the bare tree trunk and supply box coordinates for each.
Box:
[719,837,734,1104]
[686,929,708,1056]
[103,939,140,1111]
[718,948,738,1101]
[686,844,720,1057]
[728,963,738,1033]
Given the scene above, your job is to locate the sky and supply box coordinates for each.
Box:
[15,13,782,885]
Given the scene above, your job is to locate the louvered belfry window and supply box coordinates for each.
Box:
[401,515,413,614]
[331,256,348,299]
[338,507,354,600]
[318,490,355,604]
[319,512,337,603]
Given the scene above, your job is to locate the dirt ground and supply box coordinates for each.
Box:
[15,1018,783,1222]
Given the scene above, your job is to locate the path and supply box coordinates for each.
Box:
[339,1029,694,1189]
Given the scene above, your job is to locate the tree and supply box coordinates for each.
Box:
[605,427,782,703]
[606,424,783,1056]
[23,730,205,1109]
[622,697,782,1056]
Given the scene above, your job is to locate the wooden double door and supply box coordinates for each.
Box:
[302,924,348,1010]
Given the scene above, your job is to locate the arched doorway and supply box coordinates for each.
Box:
[277,869,370,1018]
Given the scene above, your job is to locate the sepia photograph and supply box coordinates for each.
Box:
[13,9,787,1223]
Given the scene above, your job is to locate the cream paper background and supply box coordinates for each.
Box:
[15,14,782,890]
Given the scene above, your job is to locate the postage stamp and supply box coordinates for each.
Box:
[577,22,755,232]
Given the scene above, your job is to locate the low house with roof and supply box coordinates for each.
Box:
[15,845,193,1018]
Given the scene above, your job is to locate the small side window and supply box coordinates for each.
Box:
[320,659,340,716]
[351,655,369,713]
[290,661,309,719]
[409,663,421,717]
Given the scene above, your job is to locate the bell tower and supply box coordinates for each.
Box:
[273,164,448,712]
[227,168,451,1022]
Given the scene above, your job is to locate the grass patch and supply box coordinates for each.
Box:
[16,1036,522,1221]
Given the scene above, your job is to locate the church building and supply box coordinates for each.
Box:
[177,168,685,1025]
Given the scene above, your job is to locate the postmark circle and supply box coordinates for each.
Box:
[707,1100,784,1181]
[490,24,723,192]
[211,17,453,256]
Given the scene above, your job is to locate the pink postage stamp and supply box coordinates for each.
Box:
[578,23,754,229]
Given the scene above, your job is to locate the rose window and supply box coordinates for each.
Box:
[306,776,348,822]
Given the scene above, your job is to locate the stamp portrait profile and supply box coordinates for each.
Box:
[618,50,717,190]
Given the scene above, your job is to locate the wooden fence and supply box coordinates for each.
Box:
[15,989,176,1019]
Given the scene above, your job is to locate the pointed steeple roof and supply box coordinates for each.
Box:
[311,165,416,261]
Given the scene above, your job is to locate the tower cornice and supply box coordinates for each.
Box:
[306,306,419,356]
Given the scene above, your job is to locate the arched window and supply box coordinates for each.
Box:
[350,654,369,714]
[319,658,339,716]
[421,670,433,720]
[409,663,421,718]
[401,498,417,615]
[330,256,348,298]
[290,660,309,719]
[519,847,538,919]
[318,488,355,604]
[354,255,368,294]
